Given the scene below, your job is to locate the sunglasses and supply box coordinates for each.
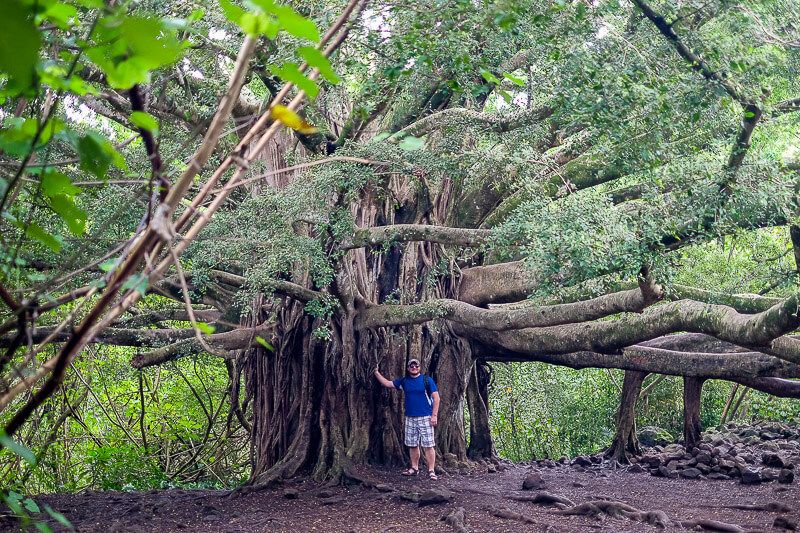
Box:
[408,363,420,368]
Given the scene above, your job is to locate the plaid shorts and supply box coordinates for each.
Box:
[405,416,435,448]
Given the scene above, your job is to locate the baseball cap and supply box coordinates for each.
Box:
[407,358,420,366]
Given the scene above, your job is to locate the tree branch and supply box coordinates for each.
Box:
[358,287,660,330]
[339,224,492,250]
[130,326,269,368]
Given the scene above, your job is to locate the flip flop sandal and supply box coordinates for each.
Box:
[401,467,419,476]
[428,470,438,480]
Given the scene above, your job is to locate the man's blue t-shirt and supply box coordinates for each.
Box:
[392,375,438,417]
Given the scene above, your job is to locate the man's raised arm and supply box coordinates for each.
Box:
[374,367,396,388]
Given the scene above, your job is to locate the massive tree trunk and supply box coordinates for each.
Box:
[244,173,476,485]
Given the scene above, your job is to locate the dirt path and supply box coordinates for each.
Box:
[15,463,799,532]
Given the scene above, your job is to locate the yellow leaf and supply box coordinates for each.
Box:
[269,105,318,134]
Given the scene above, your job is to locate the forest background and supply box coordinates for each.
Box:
[0,0,799,502]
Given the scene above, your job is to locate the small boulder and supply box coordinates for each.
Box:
[740,468,762,485]
[778,469,795,484]
[522,471,546,490]
[627,464,645,474]
[774,515,798,531]
[763,452,788,469]
[680,468,702,479]
[572,455,592,467]
[707,472,729,481]
[283,489,299,499]
[638,426,674,448]
[695,452,712,465]
[374,484,394,493]
[418,489,453,507]
[658,465,678,479]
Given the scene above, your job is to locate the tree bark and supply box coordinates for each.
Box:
[605,370,647,463]
[466,359,495,459]
[683,377,706,449]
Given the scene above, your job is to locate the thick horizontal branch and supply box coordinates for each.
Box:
[670,285,781,314]
[340,224,492,250]
[0,326,196,348]
[389,106,552,141]
[474,335,800,381]
[209,270,321,302]
[117,308,221,328]
[131,325,270,369]
[358,287,659,330]
[457,294,800,364]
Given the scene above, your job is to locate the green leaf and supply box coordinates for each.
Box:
[398,136,425,151]
[121,273,149,295]
[44,505,74,530]
[120,17,183,69]
[35,523,53,533]
[502,72,526,86]
[0,430,37,465]
[25,223,63,253]
[270,62,319,99]
[255,336,274,351]
[480,69,500,84]
[129,111,159,134]
[196,322,216,335]
[23,497,40,513]
[274,5,320,42]
[0,1,41,95]
[41,171,81,198]
[239,12,276,37]
[744,111,756,118]
[76,131,126,179]
[49,195,87,235]
[41,2,78,29]
[99,259,117,272]
[218,0,245,24]
[298,47,340,84]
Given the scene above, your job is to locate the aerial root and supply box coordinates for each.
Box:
[441,507,469,533]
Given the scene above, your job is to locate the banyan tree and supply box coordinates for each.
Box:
[2,0,800,485]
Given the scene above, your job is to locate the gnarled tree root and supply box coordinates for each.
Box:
[676,519,746,532]
[509,491,574,507]
[487,506,540,525]
[555,500,671,529]
[441,507,469,533]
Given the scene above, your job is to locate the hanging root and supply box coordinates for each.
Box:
[441,507,469,533]
[555,500,672,529]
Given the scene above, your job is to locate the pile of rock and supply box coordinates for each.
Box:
[636,421,797,484]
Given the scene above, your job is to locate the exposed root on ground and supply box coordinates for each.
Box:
[555,500,671,529]
[441,507,469,533]
[676,519,746,532]
[487,506,540,525]
[509,491,575,507]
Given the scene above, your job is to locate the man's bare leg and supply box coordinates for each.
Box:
[409,446,421,470]
[424,446,436,473]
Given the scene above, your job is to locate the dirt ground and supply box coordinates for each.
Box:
[13,462,799,532]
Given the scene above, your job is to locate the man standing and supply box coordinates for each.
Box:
[374,359,440,480]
